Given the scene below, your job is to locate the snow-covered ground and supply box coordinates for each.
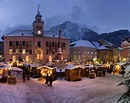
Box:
[0,73,126,103]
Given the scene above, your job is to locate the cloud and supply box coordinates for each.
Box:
[68,5,85,23]
[45,15,67,30]
[2,25,32,35]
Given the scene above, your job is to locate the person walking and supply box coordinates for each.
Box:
[102,68,106,77]
[22,69,26,82]
[49,75,53,87]
[26,64,30,80]
[45,73,49,85]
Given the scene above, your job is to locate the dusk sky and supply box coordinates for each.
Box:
[0,0,130,36]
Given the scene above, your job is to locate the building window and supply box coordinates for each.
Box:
[63,43,65,47]
[9,49,12,54]
[46,50,48,54]
[63,50,65,54]
[22,49,26,54]
[74,51,76,53]
[52,50,54,54]
[38,41,41,47]
[78,50,80,53]
[9,41,12,46]
[84,49,86,53]
[16,41,19,46]
[29,50,32,54]
[16,49,19,53]
[46,42,48,46]
[87,51,89,54]
[52,42,54,46]
[22,41,25,46]
[29,41,32,46]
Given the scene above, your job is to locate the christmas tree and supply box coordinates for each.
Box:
[118,72,130,102]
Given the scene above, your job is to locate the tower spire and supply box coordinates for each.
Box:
[36,4,41,16]
[38,4,40,10]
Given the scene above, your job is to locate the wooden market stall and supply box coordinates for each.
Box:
[82,64,94,77]
[65,64,82,81]
[37,66,56,81]
[0,62,10,82]
[114,62,127,74]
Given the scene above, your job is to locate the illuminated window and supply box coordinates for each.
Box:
[9,49,12,54]
[26,56,29,62]
[22,49,26,54]
[91,51,93,54]
[84,49,86,53]
[74,51,76,53]
[29,41,32,46]
[63,50,65,54]
[87,51,89,54]
[16,49,19,53]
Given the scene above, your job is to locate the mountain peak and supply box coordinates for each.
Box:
[49,21,99,42]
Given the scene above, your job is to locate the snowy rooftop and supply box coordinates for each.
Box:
[91,41,100,48]
[70,40,96,48]
[97,45,110,50]
[3,30,68,39]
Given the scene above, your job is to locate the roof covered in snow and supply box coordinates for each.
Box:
[116,62,127,66]
[2,30,68,39]
[37,66,55,70]
[70,40,96,48]
[97,45,110,50]
[65,64,83,70]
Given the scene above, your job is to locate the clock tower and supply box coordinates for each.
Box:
[33,5,44,36]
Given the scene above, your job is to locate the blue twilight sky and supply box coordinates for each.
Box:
[0,0,130,36]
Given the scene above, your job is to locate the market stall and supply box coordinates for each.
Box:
[0,62,10,82]
[82,64,94,77]
[37,66,56,81]
[114,62,127,74]
[65,64,82,81]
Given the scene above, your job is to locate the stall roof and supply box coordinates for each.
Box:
[125,65,130,75]
[84,64,93,68]
[56,69,65,72]
[65,64,83,70]
[116,62,127,66]
[0,62,10,69]
[37,66,55,70]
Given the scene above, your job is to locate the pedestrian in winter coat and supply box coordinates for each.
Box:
[49,75,53,87]
[45,73,49,85]
[22,69,26,82]
[102,68,106,77]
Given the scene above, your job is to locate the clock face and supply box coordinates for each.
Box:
[37,30,41,34]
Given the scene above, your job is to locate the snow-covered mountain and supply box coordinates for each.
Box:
[49,21,99,42]
[49,21,130,47]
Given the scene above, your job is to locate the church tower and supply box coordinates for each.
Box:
[33,5,44,36]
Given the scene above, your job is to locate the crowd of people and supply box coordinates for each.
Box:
[45,74,53,87]
[22,64,53,86]
[22,64,30,82]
